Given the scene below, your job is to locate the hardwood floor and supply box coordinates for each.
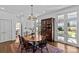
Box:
[0,40,79,53]
[49,41,79,53]
[0,41,14,53]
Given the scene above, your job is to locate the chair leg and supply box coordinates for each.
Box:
[46,46,49,53]
[33,46,37,53]
[41,48,43,53]
[18,45,22,53]
[20,48,22,53]
[21,50,22,53]
[21,48,24,53]
[25,48,28,53]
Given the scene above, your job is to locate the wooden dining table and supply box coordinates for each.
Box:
[23,34,42,52]
[24,34,42,41]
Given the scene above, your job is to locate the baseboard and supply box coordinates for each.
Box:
[0,40,15,44]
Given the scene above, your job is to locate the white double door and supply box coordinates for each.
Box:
[0,19,11,43]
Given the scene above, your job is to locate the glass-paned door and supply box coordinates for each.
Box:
[67,12,77,44]
[57,15,65,41]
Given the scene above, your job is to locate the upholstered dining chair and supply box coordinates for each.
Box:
[18,35,33,53]
[38,37,49,53]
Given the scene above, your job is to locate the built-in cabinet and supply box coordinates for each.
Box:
[41,17,55,42]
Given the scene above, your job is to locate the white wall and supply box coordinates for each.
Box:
[0,10,17,42]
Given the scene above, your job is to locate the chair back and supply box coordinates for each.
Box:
[18,35,22,44]
[18,35,28,47]
[41,35,47,44]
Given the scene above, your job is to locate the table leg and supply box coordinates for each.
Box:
[33,42,37,53]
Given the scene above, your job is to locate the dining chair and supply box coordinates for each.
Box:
[18,35,26,52]
[18,35,33,53]
[38,38,49,53]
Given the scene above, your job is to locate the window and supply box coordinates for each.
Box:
[67,12,77,44]
[67,20,77,38]
[68,12,77,19]
[16,22,21,35]
[58,15,64,20]
[57,15,64,41]
[58,23,64,36]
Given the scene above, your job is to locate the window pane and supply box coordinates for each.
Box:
[58,15,64,20]
[67,20,77,38]
[58,36,64,41]
[68,12,77,19]
[57,23,64,36]
[68,38,77,44]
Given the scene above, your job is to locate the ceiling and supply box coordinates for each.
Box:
[0,5,71,17]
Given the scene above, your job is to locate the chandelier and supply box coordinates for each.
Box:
[28,5,37,20]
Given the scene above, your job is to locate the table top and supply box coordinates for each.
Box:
[23,35,42,41]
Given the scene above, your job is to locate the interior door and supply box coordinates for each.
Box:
[0,19,11,43]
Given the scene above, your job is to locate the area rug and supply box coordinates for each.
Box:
[10,43,63,53]
[35,44,63,53]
